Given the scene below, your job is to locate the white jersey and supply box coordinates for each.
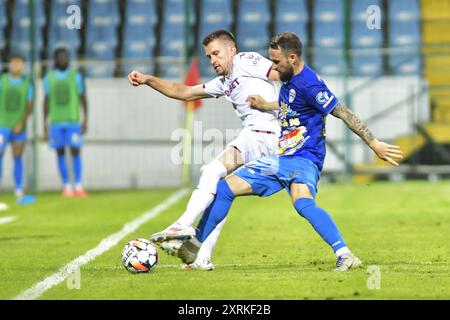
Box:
[203,52,279,130]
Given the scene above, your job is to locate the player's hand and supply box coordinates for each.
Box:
[247,95,278,111]
[247,95,266,109]
[370,139,404,166]
[128,70,147,86]
[13,122,24,134]
[247,95,268,109]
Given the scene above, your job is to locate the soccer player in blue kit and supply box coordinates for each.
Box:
[177,32,404,271]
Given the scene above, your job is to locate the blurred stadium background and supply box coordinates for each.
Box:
[0,0,449,192]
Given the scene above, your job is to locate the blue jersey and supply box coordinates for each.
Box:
[277,64,339,171]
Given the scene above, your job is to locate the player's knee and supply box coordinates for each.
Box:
[198,160,228,193]
[294,198,316,216]
[200,160,227,178]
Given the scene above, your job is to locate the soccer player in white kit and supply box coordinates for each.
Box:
[128,30,280,270]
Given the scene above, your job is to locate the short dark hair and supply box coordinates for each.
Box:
[269,32,302,57]
[202,29,236,47]
[9,53,25,62]
[54,47,70,59]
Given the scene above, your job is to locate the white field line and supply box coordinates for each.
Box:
[13,188,189,300]
[83,263,310,270]
[0,216,16,225]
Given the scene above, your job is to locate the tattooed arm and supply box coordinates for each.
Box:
[331,103,404,166]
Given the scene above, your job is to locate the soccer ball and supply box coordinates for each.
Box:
[121,238,158,273]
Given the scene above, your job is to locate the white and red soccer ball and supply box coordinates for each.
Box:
[122,238,158,273]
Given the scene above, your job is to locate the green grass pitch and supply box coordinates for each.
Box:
[0,181,449,300]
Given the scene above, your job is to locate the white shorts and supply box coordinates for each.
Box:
[227,125,280,163]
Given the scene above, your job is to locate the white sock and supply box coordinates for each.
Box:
[335,247,351,257]
[15,189,23,198]
[196,217,226,262]
[177,159,227,227]
[64,184,72,191]
[177,189,215,226]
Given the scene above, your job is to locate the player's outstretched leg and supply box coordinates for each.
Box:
[149,159,227,242]
[175,175,251,267]
[150,147,243,243]
[292,184,362,271]
[178,159,228,225]
[152,177,235,255]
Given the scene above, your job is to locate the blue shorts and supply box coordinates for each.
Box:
[49,123,83,149]
[0,127,27,152]
[234,154,320,198]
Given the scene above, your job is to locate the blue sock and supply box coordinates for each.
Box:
[196,179,235,242]
[294,198,347,253]
[72,152,82,185]
[13,156,23,191]
[57,153,69,185]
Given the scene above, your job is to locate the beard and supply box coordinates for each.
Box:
[279,66,294,82]
[56,62,69,71]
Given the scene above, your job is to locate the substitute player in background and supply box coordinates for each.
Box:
[175,32,404,271]
[0,54,33,198]
[128,30,281,270]
[43,47,88,198]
